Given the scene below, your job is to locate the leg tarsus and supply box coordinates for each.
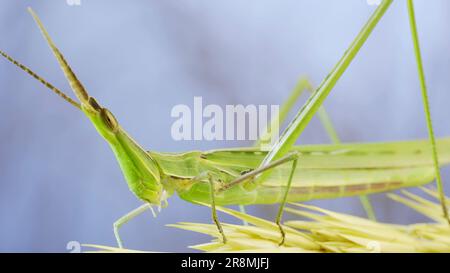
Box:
[276,221,286,246]
[113,222,124,249]
[113,203,153,248]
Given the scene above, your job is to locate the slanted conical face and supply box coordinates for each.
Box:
[81,98,165,205]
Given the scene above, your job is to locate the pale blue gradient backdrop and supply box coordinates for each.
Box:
[0,0,449,252]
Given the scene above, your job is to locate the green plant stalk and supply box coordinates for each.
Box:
[406,0,449,222]
[258,0,393,176]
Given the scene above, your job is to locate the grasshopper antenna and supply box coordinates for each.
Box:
[0,49,81,109]
[28,7,90,106]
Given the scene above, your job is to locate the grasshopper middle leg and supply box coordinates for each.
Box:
[218,151,300,245]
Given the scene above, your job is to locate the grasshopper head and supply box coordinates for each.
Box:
[0,8,166,205]
[79,97,165,206]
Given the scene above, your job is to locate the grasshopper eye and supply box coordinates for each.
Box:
[101,108,118,131]
[89,97,101,111]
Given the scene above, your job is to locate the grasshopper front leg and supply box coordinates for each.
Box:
[113,203,156,248]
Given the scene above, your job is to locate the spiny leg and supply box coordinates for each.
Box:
[275,156,298,246]
[407,0,449,223]
[113,203,155,248]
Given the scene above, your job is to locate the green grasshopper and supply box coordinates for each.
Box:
[1,2,449,249]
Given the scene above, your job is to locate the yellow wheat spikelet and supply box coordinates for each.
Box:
[84,187,450,253]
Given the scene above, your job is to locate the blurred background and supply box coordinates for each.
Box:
[0,0,449,252]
